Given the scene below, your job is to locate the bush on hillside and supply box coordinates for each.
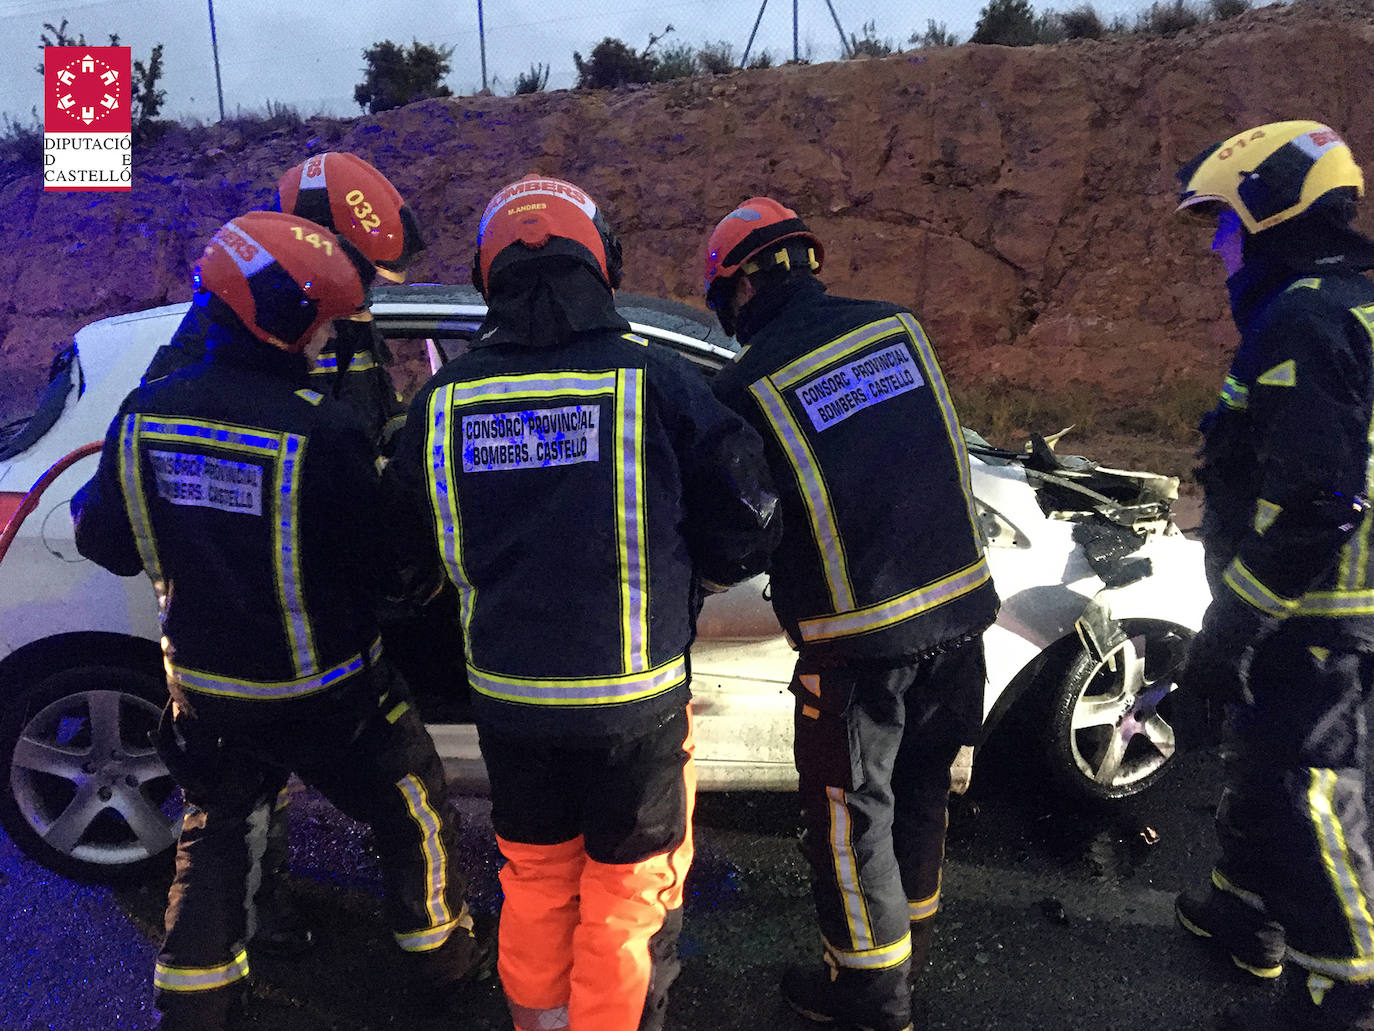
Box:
[575,28,673,89]
[910,20,960,47]
[1060,5,1107,38]
[849,20,898,57]
[514,63,550,94]
[1136,0,1203,34]
[1209,0,1250,19]
[972,0,1061,45]
[354,39,454,114]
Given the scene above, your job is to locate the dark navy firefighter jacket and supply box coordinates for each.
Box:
[73,321,393,728]
[1196,223,1374,648]
[385,261,780,743]
[712,275,1000,668]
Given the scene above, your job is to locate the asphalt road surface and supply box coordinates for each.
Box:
[0,745,1297,1031]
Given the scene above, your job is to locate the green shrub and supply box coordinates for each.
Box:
[574,37,657,88]
[849,20,897,58]
[513,63,550,94]
[354,39,454,114]
[972,0,1059,45]
[745,50,776,69]
[697,41,738,75]
[909,20,960,47]
[653,43,698,81]
[1060,4,1106,38]
[1135,0,1204,35]
[1209,0,1250,19]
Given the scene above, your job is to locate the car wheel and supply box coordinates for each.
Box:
[0,664,180,881]
[1038,623,1193,804]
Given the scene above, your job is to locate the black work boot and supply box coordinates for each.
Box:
[781,962,912,1031]
[155,984,246,1031]
[405,905,496,1003]
[250,889,314,957]
[1218,973,1374,1031]
[906,919,934,989]
[1176,876,1285,981]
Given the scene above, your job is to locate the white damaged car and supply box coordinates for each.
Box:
[0,285,1210,880]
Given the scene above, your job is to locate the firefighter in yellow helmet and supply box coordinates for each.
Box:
[1173,120,1374,1031]
[71,213,487,1030]
[385,175,779,1031]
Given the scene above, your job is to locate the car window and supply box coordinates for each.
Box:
[0,345,82,461]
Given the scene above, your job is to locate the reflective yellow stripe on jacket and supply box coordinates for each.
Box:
[425,371,676,703]
[309,352,378,374]
[119,415,319,676]
[1225,302,1374,621]
[169,638,382,701]
[748,314,989,643]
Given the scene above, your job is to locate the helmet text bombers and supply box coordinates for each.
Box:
[472,175,624,296]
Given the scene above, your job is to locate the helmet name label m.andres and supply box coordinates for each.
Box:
[473,174,621,294]
[478,179,598,241]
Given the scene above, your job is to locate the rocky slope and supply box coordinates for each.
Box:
[2,0,1372,442]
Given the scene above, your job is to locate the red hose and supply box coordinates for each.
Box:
[0,441,103,568]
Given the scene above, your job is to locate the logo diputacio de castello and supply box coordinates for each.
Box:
[43,47,132,192]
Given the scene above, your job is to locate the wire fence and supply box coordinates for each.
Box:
[0,0,1283,125]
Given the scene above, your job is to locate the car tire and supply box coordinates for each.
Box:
[0,664,180,881]
[1037,623,1193,805]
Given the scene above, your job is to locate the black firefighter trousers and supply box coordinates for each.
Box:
[152,661,474,1030]
[1211,632,1374,995]
[792,639,985,1028]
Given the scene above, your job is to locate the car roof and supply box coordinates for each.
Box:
[370,283,739,361]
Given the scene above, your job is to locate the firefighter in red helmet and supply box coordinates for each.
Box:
[386,175,780,1031]
[139,153,431,957]
[145,152,426,454]
[703,197,999,1031]
[72,212,487,1031]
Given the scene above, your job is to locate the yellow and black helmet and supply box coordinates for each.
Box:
[1176,120,1364,233]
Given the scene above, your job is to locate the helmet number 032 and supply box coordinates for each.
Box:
[345,189,382,231]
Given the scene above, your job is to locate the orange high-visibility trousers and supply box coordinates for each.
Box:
[490,706,696,1031]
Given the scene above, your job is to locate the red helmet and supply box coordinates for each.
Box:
[703,197,824,308]
[472,174,623,296]
[192,211,373,352]
[275,152,425,283]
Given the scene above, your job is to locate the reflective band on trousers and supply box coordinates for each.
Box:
[799,558,992,643]
[170,638,382,700]
[394,773,453,948]
[826,786,875,949]
[466,654,687,705]
[154,949,250,992]
[908,886,940,922]
[1306,769,1374,962]
[509,1001,571,1031]
[822,931,913,971]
